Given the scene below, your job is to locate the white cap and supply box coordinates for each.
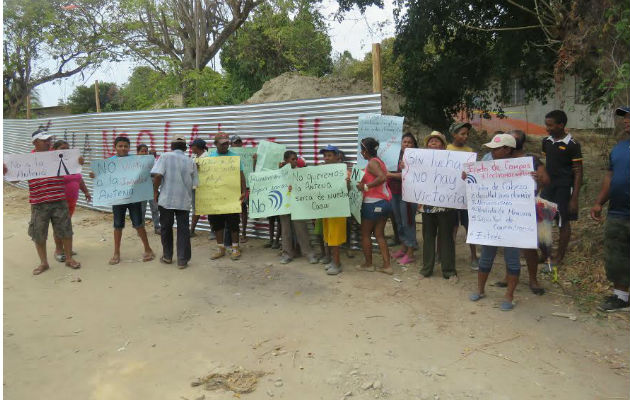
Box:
[31,128,53,143]
[483,134,516,149]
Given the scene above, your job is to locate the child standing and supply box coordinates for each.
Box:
[447,122,479,270]
[137,144,161,234]
[51,140,91,262]
[93,136,155,265]
[319,145,347,275]
[279,150,318,264]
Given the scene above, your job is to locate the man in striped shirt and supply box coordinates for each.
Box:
[5,129,82,274]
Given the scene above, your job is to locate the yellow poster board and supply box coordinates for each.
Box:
[195,156,241,215]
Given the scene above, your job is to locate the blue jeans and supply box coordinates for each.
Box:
[391,194,418,249]
[479,246,521,276]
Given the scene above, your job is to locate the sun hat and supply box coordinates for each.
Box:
[423,131,447,147]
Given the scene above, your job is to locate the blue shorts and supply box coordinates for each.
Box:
[361,200,392,221]
[112,202,144,229]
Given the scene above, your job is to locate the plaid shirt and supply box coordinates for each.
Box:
[151,149,198,210]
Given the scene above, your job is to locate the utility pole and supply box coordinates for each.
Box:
[371,43,382,94]
[94,80,101,112]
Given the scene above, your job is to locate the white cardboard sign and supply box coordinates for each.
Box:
[3,149,82,181]
[464,157,537,248]
[402,148,476,209]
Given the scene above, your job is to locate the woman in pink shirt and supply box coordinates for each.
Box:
[356,137,393,275]
[52,140,91,262]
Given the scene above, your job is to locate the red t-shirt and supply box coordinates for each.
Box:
[28,176,67,204]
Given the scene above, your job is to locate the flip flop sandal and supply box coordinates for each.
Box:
[108,256,120,265]
[500,301,515,311]
[469,293,486,302]
[530,285,545,295]
[143,253,155,262]
[493,281,508,288]
[54,253,66,262]
[160,256,173,264]
[65,261,81,269]
[32,265,49,275]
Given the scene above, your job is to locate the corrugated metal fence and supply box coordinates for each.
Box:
[3,94,382,237]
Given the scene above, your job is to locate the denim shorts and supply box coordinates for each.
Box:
[361,200,392,221]
[112,202,144,229]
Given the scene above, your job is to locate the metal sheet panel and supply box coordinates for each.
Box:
[3,94,382,237]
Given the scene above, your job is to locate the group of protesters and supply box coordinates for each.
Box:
[7,107,629,313]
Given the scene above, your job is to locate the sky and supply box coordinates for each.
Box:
[37,0,396,107]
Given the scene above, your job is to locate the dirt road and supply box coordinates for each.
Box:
[3,184,629,400]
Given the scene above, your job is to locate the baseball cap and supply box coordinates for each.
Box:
[214,133,230,144]
[319,144,340,154]
[31,128,53,143]
[230,135,242,143]
[171,134,186,142]
[483,134,517,149]
[424,131,447,147]
[296,157,306,167]
[615,106,630,116]
[190,138,208,150]
[449,121,472,135]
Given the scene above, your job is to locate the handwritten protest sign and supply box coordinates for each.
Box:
[92,155,154,206]
[348,165,364,223]
[357,113,403,171]
[231,147,256,185]
[248,164,292,219]
[3,149,82,181]
[290,164,350,220]
[402,148,477,209]
[255,140,286,172]
[464,157,537,248]
[196,156,242,215]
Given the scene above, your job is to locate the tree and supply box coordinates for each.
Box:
[67,82,123,114]
[114,0,263,73]
[394,0,555,130]
[220,1,333,101]
[117,66,181,110]
[3,0,111,117]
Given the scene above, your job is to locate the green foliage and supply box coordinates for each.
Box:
[332,37,402,91]
[394,0,555,131]
[335,0,382,13]
[117,67,181,110]
[3,0,111,117]
[220,2,333,100]
[67,82,122,114]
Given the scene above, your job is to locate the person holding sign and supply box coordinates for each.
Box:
[590,107,630,312]
[51,140,91,262]
[151,135,199,269]
[3,128,82,274]
[189,139,208,237]
[279,151,318,265]
[318,145,348,275]
[467,134,522,311]
[92,136,155,265]
[206,133,246,261]
[418,132,458,281]
[230,135,251,243]
[387,133,419,266]
[447,122,479,271]
[355,138,394,275]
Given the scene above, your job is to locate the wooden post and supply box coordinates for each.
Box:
[372,43,382,94]
[26,94,31,119]
[94,80,101,112]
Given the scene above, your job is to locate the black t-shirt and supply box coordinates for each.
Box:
[541,134,582,187]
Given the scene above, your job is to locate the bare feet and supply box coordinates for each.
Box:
[355,263,375,272]
[32,264,49,275]
[376,266,394,275]
[109,255,121,265]
[142,251,155,262]
[65,259,81,269]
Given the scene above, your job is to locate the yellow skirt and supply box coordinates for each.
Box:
[323,217,347,246]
